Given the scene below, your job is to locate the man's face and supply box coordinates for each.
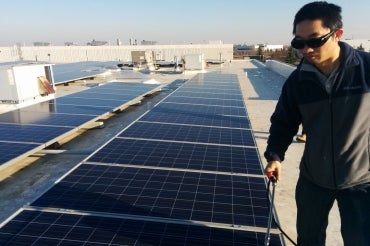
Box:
[294,19,340,66]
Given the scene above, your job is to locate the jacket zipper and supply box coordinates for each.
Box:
[329,91,337,188]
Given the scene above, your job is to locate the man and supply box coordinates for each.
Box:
[264,1,370,245]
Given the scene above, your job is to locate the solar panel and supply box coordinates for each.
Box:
[170,91,244,100]
[65,92,143,101]
[54,96,125,108]
[0,142,40,167]
[53,82,160,109]
[0,210,282,245]
[120,121,255,147]
[52,61,118,85]
[75,82,159,95]
[163,96,245,107]
[140,107,250,129]
[40,101,112,115]
[87,138,263,174]
[0,111,99,127]
[0,81,162,168]
[0,72,284,245]
[152,102,248,117]
[31,164,272,228]
[0,123,73,144]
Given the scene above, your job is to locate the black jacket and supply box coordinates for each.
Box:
[264,42,370,189]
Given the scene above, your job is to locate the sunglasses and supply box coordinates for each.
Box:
[291,30,336,49]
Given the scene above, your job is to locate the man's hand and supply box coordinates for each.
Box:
[264,161,282,181]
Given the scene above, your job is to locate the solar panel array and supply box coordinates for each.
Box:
[0,82,161,169]
[0,73,284,245]
[53,61,118,85]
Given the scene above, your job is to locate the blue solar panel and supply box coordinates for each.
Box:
[154,102,248,116]
[54,82,160,109]
[0,123,73,144]
[0,81,162,168]
[0,110,98,127]
[180,83,241,90]
[120,121,255,146]
[140,106,250,129]
[88,138,262,174]
[54,96,125,107]
[42,101,111,115]
[171,91,244,100]
[163,96,245,107]
[92,82,159,91]
[0,210,282,245]
[31,164,273,228]
[0,142,39,166]
[0,72,284,246]
[75,83,158,96]
[52,61,118,85]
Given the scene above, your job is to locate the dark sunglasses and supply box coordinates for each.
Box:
[291,30,336,49]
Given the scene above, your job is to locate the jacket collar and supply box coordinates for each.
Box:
[338,41,360,68]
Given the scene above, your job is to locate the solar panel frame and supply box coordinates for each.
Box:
[139,108,250,129]
[0,81,163,169]
[170,91,244,100]
[0,111,100,127]
[0,72,284,245]
[52,61,119,85]
[30,164,273,229]
[0,142,40,168]
[0,210,283,245]
[119,121,255,147]
[87,138,263,175]
[163,96,245,107]
[0,123,73,144]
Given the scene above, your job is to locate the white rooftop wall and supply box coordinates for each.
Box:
[0,44,233,64]
[265,60,295,78]
[342,39,370,52]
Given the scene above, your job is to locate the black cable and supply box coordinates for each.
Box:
[266,179,298,246]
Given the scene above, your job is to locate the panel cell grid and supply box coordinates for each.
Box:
[87,138,263,174]
[120,121,255,146]
[0,111,98,127]
[0,142,39,166]
[37,102,111,115]
[171,91,244,100]
[31,164,273,228]
[163,96,245,107]
[141,101,250,129]
[152,102,248,117]
[0,210,282,245]
[0,123,73,143]
[18,100,109,116]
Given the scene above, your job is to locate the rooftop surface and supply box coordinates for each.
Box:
[0,60,342,245]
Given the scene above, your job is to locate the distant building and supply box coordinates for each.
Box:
[64,42,78,46]
[141,40,157,45]
[33,42,51,47]
[260,44,284,51]
[234,44,257,51]
[207,40,224,44]
[86,40,107,46]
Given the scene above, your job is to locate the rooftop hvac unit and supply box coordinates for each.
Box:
[0,63,55,104]
[184,54,204,70]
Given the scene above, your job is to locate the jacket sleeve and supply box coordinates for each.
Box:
[264,75,301,162]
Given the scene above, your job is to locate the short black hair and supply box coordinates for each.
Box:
[293,1,342,34]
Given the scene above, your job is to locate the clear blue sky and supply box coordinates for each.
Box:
[0,0,369,46]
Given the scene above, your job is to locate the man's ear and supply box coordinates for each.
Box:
[334,29,344,40]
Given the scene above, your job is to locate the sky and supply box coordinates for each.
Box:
[0,0,369,46]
